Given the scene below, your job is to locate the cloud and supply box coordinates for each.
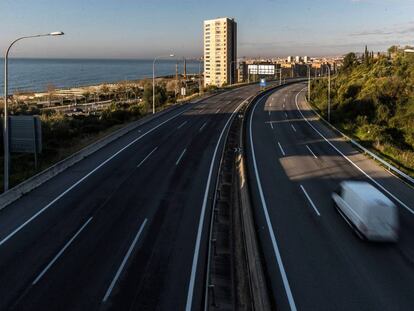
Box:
[350,22,414,36]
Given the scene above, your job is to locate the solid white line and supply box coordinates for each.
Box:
[285,112,288,118]
[185,98,248,311]
[137,147,158,167]
[176,148,187,166]
[32,217,93,285]
[300,185,321,216]
[291,124,297,132]
[0,106,193,247]
[295,89,414,214]
[199,122,207,132]
[177,120,188,129]
[278,142,286,156]
[102,218,147,303]
[268,110,271,116]
[215,108,221,114]
[306,145,318,159]
[249,95,297,311]
[270,122,274,130]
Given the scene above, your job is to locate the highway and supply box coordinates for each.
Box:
[246,82,414,311]
[0,84,262,310]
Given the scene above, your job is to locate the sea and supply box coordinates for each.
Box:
[0,58,202,95]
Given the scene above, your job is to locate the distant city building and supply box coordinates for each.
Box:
[303,56,309,63]
[287,56,293,63]
[203,17,237,87]
[295,56,301,63]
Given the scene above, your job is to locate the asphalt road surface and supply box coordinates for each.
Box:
[246,82,414,311]
[0,84,264,311]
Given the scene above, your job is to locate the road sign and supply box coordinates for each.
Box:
[260,78,267,88]
[9,115,42,154]
[181,87,186,96]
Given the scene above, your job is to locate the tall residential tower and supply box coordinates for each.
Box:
[203,17,237,87]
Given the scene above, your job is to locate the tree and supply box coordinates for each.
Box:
[143,84,167,111]
[342,52,358,71]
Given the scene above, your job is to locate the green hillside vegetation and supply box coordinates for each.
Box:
[310,46,414,176]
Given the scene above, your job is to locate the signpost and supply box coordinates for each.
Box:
[9,115,42,168]
[260,78,267,90]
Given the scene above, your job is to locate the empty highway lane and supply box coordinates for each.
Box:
[246,83,414,311]
[0,84,263,310]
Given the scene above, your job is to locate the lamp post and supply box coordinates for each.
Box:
[306,64,311,102]
[325,63,331,123]
[198,59,203,95]
[3,31,64,191]
[152,54,174,114]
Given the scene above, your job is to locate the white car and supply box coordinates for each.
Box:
[332,181,399,242]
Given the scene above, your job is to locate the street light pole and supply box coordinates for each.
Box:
[198,59,203,95]
[306,64,311,102]
[326,64,331,123]
[3,31,64,192]
[152,54,174,114]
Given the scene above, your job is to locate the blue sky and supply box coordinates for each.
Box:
[1,0,413,58]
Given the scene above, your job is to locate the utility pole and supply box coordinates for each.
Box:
[307,65,311,102]
[175,62,179,97]
[279,68,282,85]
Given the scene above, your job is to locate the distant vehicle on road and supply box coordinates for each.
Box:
[73,107,84,112]
[332,181,399,242]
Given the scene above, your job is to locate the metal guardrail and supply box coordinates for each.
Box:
[303,95,414,185]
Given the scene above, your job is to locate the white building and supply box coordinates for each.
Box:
[203,17,237,87]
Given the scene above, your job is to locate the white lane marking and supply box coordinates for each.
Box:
[285,112,288,118]
[177,121,188,129]
[215,108,221,114]
[32,217,93,285]
[268,110,271,116]
[300,185,321,216]
[249,95,297,311]
[283,103,285,108]
[199,122,208,132]
[306,145,318,159]
[295,89,414,214]
[291,124,297,132]
[176,148,187,166]
[270,122,274,130]
[185,98,248,311]
[0,106,193,247]
[103,218,147,303]
[278,142,286,156]
[137,147,158,168]
[284,98,286,103]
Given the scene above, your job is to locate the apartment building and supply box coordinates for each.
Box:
[203,17,237,87]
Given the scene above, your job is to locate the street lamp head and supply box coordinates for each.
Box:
[169,54,175,57]
[49,31,64,36]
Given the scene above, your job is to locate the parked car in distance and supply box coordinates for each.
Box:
[332,181,399,242]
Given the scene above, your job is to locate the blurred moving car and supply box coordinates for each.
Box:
[332,181,399,242]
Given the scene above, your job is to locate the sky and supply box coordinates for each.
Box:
[1,0,413,59]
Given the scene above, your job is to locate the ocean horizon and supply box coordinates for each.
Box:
[0,58,202,95]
